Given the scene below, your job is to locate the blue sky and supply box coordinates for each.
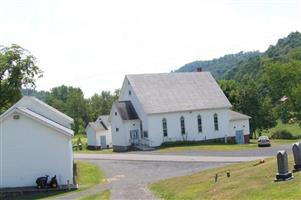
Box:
[1,0,300,97]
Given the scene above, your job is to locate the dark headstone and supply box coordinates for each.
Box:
[292,142,301,170]
[275,150,293,181]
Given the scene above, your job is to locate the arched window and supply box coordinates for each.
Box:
[214,113,219,131]
[162,118,168,137]
[180,116,185,135]
[197,115,202,133]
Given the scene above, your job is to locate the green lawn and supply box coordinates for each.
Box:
[76,161,105,190]
[23,161,105,199]
[72,135,113,154]
[80,189,111,200]
[264,120,301,137]
[158,139,299,152]
[73,134,114,154]
[150,157,301,200]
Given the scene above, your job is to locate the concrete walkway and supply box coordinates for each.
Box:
[74,153,265,163]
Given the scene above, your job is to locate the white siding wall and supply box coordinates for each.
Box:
[147,109,230,146]
[87,126,112,147]
[0,112,73,188]
[111,105,128,146]
[119,78,148,132]
[229,119,250,136]
[95,128,112,147]
[111,104,142,147]
[86,126,96,146]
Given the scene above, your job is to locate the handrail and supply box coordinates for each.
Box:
[129,137,153,147]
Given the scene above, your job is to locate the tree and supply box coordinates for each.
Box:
[236,78,277,138]
[88,89,120,121]
[218,80,240,108]
[219,76,277,138]
[0,44,42,112]
[44,85,90,134]
[289,83,301,123]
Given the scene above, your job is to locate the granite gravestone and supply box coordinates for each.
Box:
[292,142,301,170]
[275,150,293,181]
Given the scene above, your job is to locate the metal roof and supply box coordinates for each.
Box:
[11,107,74,136]
[126,72,232,114]
[115,101,139,120]
[87,115,111,131]
[229,110,251,121]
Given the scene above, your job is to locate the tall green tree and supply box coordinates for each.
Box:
[88,89,120,121]
[237,78,277,137]
[0,44,42,112]
[44,85,90,134]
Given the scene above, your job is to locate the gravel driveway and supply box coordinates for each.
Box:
[89,160,230,200]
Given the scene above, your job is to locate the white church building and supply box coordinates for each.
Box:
[110,71,251,151]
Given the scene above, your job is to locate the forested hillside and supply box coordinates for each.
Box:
[220,32,301,136]
[176,51,261,78]
[177,32,301,137]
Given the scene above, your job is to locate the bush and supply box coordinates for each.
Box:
[271,129,295,139]
[160,138,234,147]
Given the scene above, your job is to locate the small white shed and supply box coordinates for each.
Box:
[85,115,112,150]
[0,96,74,188]
[229,110,251,144]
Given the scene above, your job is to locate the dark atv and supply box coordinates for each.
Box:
[36,175,58,189]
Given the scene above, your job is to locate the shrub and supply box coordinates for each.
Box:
[271,129,295,139]
[160,137,233,147]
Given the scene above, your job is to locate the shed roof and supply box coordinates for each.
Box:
[126,72,232,114]
[87,115,111,131]
[115,101,139,120]
[229,110,251,121]
[18,96,74,123]
[1,107,74,137]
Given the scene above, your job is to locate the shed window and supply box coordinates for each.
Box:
[162,118,168,137]
[116,128,119,132]
[214,113,219,131]
[129,90,132,96]
[180,116,185,135]
[197,115,202,132]
[115,112,117,116]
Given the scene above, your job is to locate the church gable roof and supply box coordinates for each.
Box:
[126,72,232,114]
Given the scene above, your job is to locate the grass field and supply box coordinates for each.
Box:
[76,161,105,190]
[264,120,301,137]
[72,134,113,154]
[22,161,105,199]
[150,157,301,200]
[80,189,111,200]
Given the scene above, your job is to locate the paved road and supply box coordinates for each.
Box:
[74,153,265,163]
[130,142,295,157]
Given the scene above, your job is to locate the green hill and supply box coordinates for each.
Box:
[225,31,301,81]
[176,51,261,78]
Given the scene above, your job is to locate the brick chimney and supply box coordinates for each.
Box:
[196,67,202,72]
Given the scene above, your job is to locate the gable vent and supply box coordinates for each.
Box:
[13,115,20,120]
